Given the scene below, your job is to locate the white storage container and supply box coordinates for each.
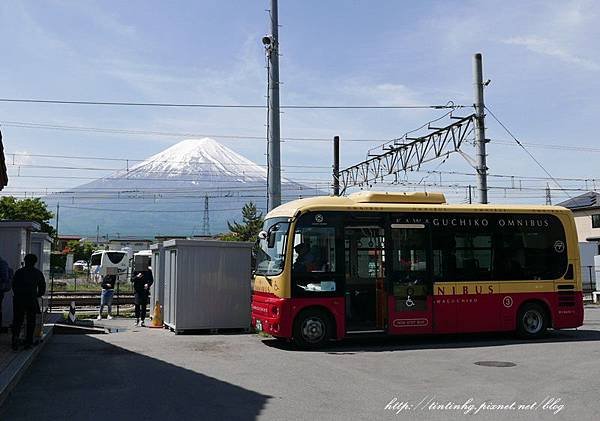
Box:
[162,239,252,333]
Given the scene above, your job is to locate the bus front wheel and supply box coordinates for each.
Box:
[517,302,548,339]
[293,308,332,349]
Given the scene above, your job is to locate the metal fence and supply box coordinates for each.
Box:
[582,266,598,299]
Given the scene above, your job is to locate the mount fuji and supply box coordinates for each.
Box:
[44,138,320,237]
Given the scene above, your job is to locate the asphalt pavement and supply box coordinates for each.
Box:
[1,307,600,421]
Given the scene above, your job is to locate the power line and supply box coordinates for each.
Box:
[5,153,600,183]
[0,98,465,110]
[485,105,571,199]
[5,172,332,184]
[5,162,331,174]
[58,205,267,213]
[5,121,600,153]
[0,120,427,143]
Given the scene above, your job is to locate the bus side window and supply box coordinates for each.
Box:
[292,227,336,274]
[432,231,457,281]
[391,228,428,283]
[292,226,337,293]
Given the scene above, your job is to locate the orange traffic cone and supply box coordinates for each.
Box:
[147,301,164,328]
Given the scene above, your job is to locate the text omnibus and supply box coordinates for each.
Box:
[251,191,583,348]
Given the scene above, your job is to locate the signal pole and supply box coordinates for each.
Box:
[202,195,210,236]
[266,0,281,210]
[55,202,60,238]
[333,136,340,196]
[473,53,488,204]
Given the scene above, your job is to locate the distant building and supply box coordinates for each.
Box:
[0,130,8,191]
[558,192,600,252]
[56,235,83,252]
[108,237,153,253]
[154,235,187,243]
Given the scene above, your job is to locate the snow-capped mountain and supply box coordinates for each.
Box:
[122,138,268,181]
[43,138,321,237]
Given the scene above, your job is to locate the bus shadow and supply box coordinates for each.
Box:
[1,334,271,420]
[262,329,600,353]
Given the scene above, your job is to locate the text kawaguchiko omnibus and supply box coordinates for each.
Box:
[250,192,583,348]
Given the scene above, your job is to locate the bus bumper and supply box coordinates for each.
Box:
[251,294,291,338]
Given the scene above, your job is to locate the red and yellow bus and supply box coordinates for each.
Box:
[251,192,583,348]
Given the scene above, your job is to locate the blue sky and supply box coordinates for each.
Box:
[1,0,599,204]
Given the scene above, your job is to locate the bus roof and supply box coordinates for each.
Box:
[265,191,571,219]
[91,250,127,255]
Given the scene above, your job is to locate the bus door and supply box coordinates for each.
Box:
[344,226,387,333]
[387,224,433,334]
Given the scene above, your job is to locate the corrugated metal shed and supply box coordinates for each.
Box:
[149,242,165,314]
[162,239,252,332]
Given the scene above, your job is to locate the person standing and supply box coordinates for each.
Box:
[12,254,46,350]
[132,269,153,327]
[0,255,14,334]
[97,274,116,320]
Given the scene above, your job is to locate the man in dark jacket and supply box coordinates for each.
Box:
[132,270,153,327]
[12,254,46,350]
[97,274,116,320]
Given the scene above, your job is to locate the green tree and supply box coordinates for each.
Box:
[224,202,264,242]
[0,196,55,236]
[65,240,96,263]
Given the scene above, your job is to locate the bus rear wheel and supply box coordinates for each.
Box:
[293,309,332,349]
[517,303,548,339]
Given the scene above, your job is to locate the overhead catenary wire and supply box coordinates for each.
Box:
[485,105,572,199]
[0,98,465,109]
[4,121,600,152]
[5,157,600,184]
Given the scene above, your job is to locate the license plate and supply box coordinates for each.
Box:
[255,320,263,332]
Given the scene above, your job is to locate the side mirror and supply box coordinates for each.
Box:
[267,231,276,248]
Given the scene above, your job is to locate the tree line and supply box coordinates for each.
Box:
[1,196,264,258]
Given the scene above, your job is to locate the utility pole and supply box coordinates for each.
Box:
[202,195,210,236]
[266,0,281,211]
[55,202,60,243]
[333,136,340,196]
[473,53,488,204]
[468,185,473,204]
[96,225,100,244]
[545,183,552,205]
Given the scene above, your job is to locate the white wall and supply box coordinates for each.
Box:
[573,209,600,242]
[579,242,597,291]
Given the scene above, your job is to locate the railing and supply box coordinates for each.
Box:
[582,265,598,299]
[47,269,134,314]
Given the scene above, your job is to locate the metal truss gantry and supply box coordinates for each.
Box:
[339,114,475,194]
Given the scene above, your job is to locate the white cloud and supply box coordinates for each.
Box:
[339,82,422,106]
[503,36,600,71]
[96,35,265,102]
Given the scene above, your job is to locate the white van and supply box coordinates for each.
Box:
[90,250,129,282]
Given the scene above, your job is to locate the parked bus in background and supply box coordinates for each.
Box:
[90,250,129,282]
[251,191,583,348]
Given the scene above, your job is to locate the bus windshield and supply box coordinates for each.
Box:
[107,252,127,264]
[255,219,289,276]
